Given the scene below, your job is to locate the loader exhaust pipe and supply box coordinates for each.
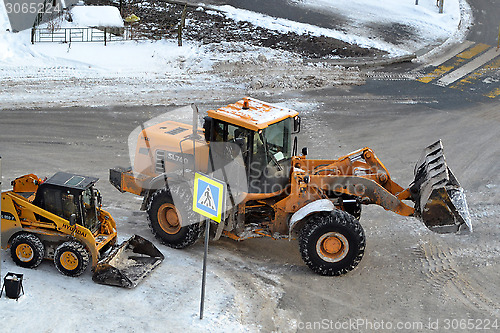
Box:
[410,140,472,234]
[92,235,164,288]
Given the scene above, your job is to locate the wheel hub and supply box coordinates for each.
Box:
[323,236,342,254]
[316,232,349,263]
[158,203,182,234]
[16,244,34,262]
[60,251,79,271]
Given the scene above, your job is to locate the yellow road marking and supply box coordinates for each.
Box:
[417,43,491,83]
[456,43,490,59]
[451,56,500,91]
[485,88,500,98]
[417,65,455,83]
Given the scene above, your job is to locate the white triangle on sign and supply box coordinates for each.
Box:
[198,184,216,211]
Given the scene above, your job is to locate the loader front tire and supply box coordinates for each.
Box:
[299,210,365,276]
[54,241,90,277]
[10,233,45,269]
[147,186,201,249]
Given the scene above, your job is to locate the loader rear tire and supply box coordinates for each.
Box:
[299,210,365,276]
[10,233,45,269]
[147,186,201,249]
[54,241,90,277]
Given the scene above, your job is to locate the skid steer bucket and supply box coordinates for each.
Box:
[92,235,164,288]
[410,140,472,234]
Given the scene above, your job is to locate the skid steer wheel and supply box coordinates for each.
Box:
[54,241,90,277]
[10,233,45,269]
[299,210,365,276]
[147,185,201,249]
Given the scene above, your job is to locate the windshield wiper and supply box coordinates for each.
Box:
[260,133,283,171]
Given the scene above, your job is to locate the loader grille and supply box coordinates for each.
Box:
[155,150,166,174]
[165,127,188,136]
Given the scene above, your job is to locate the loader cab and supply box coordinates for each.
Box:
[205,98,300,193]
[33,172,101,233]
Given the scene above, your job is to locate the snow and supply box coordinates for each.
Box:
[0,0,10,32]
[211,97,298,127]
[298,0,461,33]
[0,243,251,332]
[70,5,124,28]
[289,199,335,225]
[212,0,466,56]
[0,0,471,109]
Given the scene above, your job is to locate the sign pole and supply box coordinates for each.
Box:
[193,172,226,320]
[0,157,2,287]
[199,218,210,319]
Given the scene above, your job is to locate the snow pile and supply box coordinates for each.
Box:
[213,0,466,55]
[0,32,44,64]
[211,5,401,55]
[298,0,461,34]
[31,38,208,75]
[70,5,124,28]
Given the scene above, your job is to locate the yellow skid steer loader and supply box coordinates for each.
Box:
[1,172,163,288]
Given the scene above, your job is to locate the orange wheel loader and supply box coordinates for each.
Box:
[110,97,471,276]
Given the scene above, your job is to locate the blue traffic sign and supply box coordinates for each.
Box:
[193,173,226,223]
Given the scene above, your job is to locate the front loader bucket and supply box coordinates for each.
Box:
[410,140,472,234]
[92,235,164,288]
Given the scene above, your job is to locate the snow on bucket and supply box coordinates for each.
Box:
[92,235,164,288]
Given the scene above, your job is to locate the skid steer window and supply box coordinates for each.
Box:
[61,192,79,220]
[39,187,81,223]
[42,188,63,217]
[82,187,98,232]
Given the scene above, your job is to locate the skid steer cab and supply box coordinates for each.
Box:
[1,172,163,288]
[110,97,471,277]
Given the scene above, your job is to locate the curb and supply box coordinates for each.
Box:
[305,53,417,68]
[166,0,470,69]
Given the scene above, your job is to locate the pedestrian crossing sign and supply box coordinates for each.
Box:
[193,172,226,223]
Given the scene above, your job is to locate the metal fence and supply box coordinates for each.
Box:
[31,27,135,45]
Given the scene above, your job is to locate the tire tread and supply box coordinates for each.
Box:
[10,233,45,269]
[299,210,365,276]
[147,187,201,249]
[54,241,90,277]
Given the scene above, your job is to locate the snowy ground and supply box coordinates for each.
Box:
[0,0,471,109]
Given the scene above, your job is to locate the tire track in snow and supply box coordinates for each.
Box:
[416,241,500,318]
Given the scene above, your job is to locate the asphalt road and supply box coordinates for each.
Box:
[0,95,498,331]
[468,0,500,44]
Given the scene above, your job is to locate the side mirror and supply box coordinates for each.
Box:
[69,214,77,226]
[301,147,308,156]
[293,116,301,133]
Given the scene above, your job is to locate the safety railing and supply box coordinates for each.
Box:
[31,26,135,45]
